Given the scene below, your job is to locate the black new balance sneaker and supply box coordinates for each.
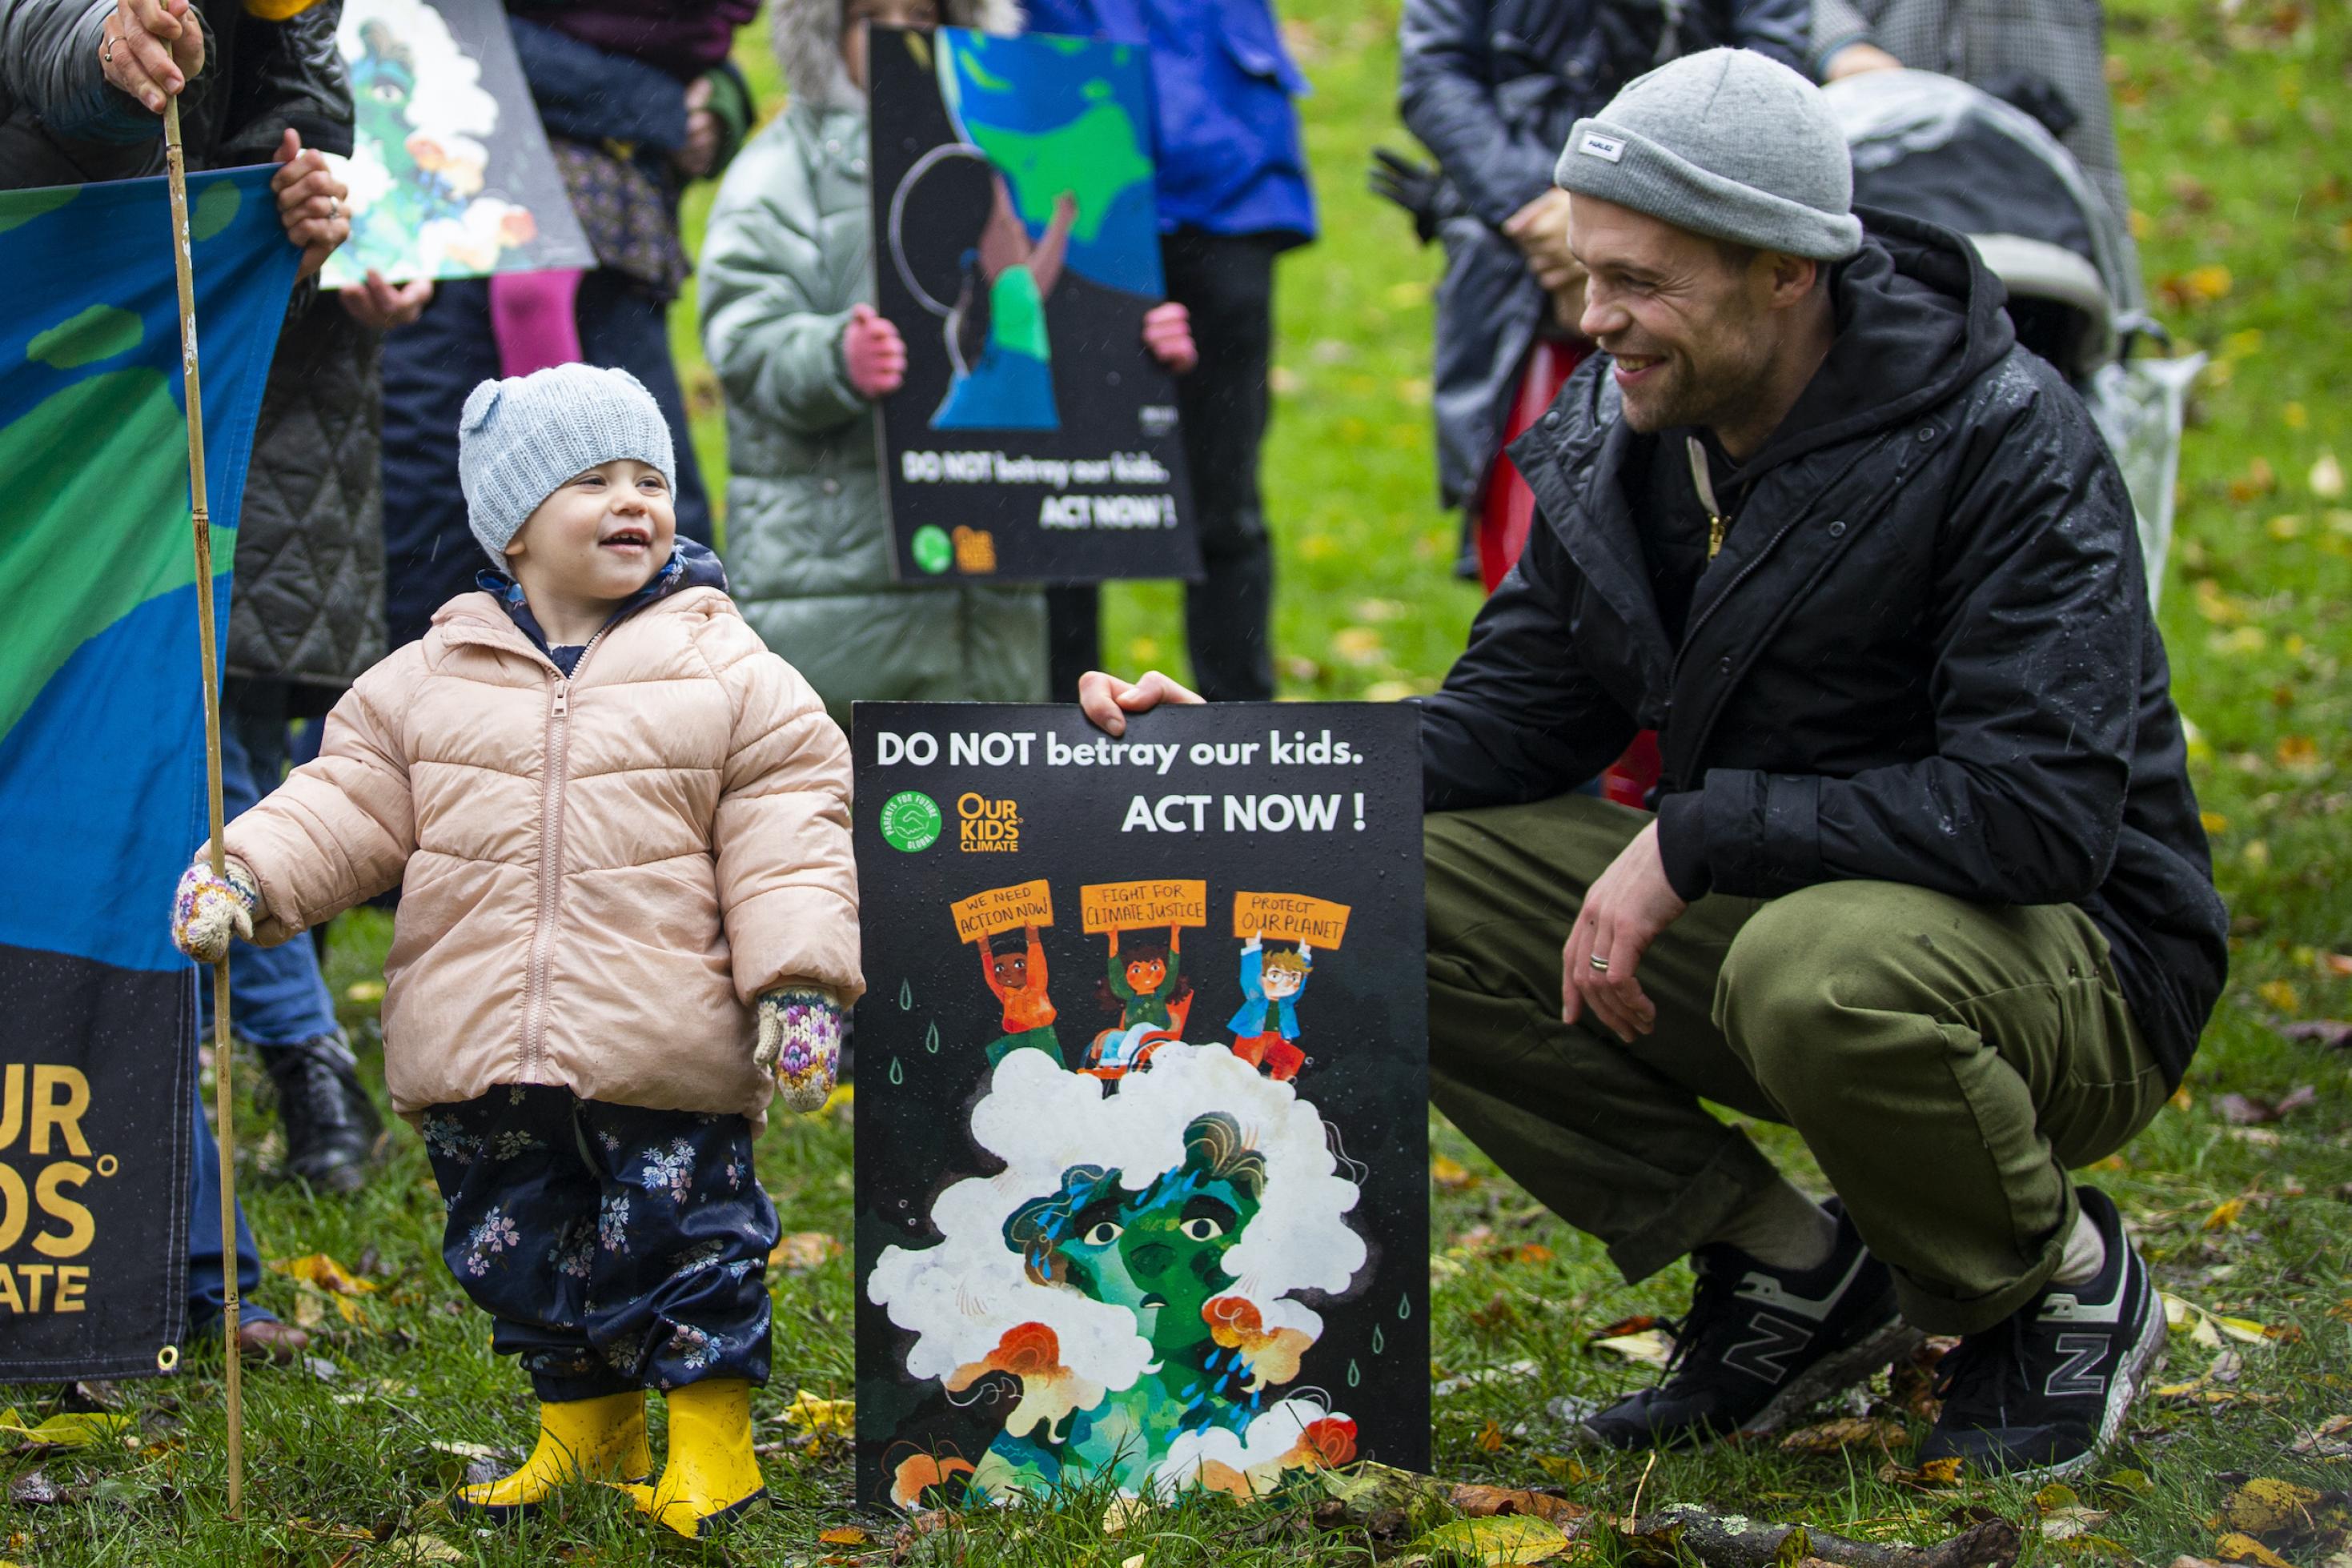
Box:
[1579,1205,1921,1450]
[1919,1186,2165,1480]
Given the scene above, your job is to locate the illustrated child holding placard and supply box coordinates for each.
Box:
[168,365,861,1540]
[1085,925,1190,1075]
[1229,934,1313,1081]
[981,922,1059,1063]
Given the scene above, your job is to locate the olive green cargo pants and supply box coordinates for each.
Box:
[1426,794,2170,1334]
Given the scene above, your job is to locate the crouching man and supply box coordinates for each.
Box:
[1080,47,2226,1479]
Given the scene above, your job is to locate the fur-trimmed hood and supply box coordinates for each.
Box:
[775,0,1022,113]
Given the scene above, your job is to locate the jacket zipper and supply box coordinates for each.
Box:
[517,629,612,1085]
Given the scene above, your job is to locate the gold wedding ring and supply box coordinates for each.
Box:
[1589,955,1610,973]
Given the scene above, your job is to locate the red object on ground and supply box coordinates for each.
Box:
[1475,337,1662,809]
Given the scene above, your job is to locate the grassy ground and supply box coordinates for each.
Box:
[8,0,2350,1561]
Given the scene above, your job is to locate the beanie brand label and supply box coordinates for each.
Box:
[1578,131,1626,162]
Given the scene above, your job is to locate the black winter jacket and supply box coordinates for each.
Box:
[1419,212,2226,1083]
[0,0,383,696]
[1398,0,1808,512]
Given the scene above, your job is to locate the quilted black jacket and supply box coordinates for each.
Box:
[1417,212,2227,1084]
[0,0,382,692]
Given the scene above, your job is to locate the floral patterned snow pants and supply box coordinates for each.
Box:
[420,1086,778,1401]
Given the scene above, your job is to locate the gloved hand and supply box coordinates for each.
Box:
[754,985,844,1114]
[171,856,260,964]
[1367,147,1463,245]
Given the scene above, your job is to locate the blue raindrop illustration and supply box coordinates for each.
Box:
[1347,1358,1362,1388]
[924,1020,941,1054]
[1398,1292,1413,1320]
[897,979,913,1009]
[888,1056,905,1085]
[1371,1325,1386,1355]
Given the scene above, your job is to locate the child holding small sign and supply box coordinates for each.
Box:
[168,365,861,1540]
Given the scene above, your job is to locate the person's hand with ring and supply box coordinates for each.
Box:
[271,128,349,280]
[101,0,206,114]
[1560,820,1688,1041]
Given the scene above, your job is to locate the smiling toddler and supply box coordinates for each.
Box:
[167,363,861,1538]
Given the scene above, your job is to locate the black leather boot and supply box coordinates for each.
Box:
[260,1036,381,1194]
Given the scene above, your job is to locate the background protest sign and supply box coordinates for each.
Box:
[0,168,299,1378]
[867,26,1200,585]
[319,0,594,290]
[853,702,1427,1509]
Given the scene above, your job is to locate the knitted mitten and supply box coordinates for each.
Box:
[171,858,259,963]
[753,986,842,1113]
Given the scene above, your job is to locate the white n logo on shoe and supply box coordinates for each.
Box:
[2042,1333,2109,1398]
[1721,1310,1812,1384]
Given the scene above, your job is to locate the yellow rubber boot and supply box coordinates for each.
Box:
[456,1390,652,1521]
[622,1378,768,1538]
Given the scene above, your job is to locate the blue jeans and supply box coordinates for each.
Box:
[186,1061,273,1331]
[198,679,339,1047]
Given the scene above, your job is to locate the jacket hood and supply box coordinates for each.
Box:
[1734,206,2017,478]
[775,0,1021,114]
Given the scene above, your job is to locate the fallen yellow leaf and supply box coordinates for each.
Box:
[2214,1533,2293,1568]
[2205,1198,2246,1231]
[0,1409,133,1448]
[268,1253,378,1296]
[1476,1418,1506,1453]
[818,1526,872,1546]
[785,1390,854,1437]
[2254,979,2302,1013]
[1431,1153,1478,1190]
[2219,1478,2322,1534]
[1408,1514,1570,1565]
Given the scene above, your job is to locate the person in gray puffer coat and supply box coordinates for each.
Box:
[700,0,1040,729]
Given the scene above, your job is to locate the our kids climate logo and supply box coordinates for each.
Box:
[957,793,1021,854]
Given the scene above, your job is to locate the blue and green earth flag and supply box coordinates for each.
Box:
[0,166,296,1378]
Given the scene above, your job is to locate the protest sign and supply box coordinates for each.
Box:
[320,0,593,289]
[867,26,1200,584]
[853,702,1428,1507]
[0,168,299,1378]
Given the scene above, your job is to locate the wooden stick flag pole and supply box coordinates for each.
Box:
[160,94,245,1522]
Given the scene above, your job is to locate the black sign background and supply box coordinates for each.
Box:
[866,28,1200,586]
[0,947,191,1381]
[853,701,1427,1508]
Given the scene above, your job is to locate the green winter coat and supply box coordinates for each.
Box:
[699,100,1047,728]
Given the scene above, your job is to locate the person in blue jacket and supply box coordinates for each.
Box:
[1021,0,1314,704]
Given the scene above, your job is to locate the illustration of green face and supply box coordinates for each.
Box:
[351,26,415,157]
[1052,1166,1260,1356]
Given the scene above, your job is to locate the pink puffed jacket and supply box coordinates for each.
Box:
[221,586,861,1124]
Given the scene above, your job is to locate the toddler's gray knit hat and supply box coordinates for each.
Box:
[1554,47,1863,262]
[458,363,679,563]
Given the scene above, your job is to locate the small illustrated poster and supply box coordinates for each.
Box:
[319,0,595,289]
[867,27,1200,584]
[853,702,1428,1509]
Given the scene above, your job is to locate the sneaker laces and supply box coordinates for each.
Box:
[1931,1316,2023,1423]
[1656,1253,1751,1392]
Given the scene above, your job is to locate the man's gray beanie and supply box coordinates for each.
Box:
[1554,47,1863,261]
[458,363,679,563]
